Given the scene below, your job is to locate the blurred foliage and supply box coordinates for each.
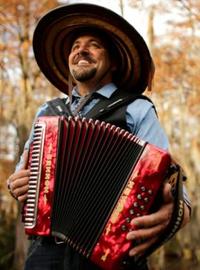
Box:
[0,210,16,269]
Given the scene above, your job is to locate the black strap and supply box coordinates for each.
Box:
[160,164,185,241]
[135,163,185,264]
[45,91,156,121]
[46,97,72,116]
[86,90,156,119]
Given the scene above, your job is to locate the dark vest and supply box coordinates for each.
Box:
[44,90,155,132]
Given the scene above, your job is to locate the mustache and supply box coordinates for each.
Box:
[73,51,96,64]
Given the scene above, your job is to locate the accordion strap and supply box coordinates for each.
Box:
[46,97,72,116]
[136,163,185,263]
[44,90,156,120]
[160,163,185,241]
[86,90,157,119]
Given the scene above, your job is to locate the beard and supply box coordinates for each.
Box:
[70,67,97,82]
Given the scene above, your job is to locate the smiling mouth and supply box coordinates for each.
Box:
[77,59,91,66]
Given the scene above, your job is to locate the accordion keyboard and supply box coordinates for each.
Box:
[24,122,45,228]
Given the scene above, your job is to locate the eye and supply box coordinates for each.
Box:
[71,43,80,52]
[90,41,102,49]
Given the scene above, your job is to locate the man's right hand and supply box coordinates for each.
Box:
[7,150,30,202]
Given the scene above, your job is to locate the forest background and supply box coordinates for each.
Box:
[0,0,199,269]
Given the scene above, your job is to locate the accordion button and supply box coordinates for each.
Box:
[121,260,131,266]
[129,209,135,215]
[133,202,138,207]
[137,194,142,200]
[121,225,127,231]
[141,186,146,192]
[148,189,153,195]
[144,197,149,203]
[140,205,145,210]
[137,213,141,217]
[126,217,131,223]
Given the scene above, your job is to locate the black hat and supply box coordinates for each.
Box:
[33,3,154,94]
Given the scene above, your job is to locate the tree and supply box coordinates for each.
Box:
[0,1,59,269]
[129,0,200,267]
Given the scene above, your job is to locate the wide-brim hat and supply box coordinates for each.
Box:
[33,3,154,94]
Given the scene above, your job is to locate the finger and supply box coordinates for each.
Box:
[130,213,164,229]
[129,237,158,257]
[163,182,173,203]
[131,202,174,229]
[18,193,28,203]
[10,175,29,190]
[9,176,29,201]
[127,222,167,241]
[9,170,30,186]
[13,184,29,198]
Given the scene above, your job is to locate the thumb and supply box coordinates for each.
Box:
[163,182,174,204]
[18,150,29,170]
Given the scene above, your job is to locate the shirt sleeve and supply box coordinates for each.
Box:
[126,99,169,150]
[126,98,191,210]
[15,103,49,171]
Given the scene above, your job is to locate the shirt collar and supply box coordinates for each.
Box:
[72,83,118,99]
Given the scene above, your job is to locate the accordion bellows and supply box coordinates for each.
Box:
[23,116,171,270]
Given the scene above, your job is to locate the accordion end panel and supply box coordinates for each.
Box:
[24,117,60,236]
[90,144,171,270]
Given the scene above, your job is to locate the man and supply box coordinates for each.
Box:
[7,3,190,270]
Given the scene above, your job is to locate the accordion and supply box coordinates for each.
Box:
[23,116,171,270]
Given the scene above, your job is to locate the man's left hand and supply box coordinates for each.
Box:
[126,183,174,257]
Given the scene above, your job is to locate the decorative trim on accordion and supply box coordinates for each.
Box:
[24,117,60,235]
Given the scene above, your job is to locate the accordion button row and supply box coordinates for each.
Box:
[121,185,154,232]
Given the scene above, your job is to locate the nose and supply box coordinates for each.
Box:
[78,50,90,58]
[76,43,90,54]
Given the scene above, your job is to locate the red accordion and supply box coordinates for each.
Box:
[23,116,171,270]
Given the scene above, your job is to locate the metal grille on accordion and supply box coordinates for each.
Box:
[23,116,171,270]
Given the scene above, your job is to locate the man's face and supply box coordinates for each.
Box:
[68,34,113,85]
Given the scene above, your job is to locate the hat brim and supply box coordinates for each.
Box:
[33,3,153,94]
